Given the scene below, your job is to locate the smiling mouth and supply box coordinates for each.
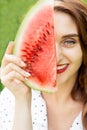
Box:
[57,64,69,74]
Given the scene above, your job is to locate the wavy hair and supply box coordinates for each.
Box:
[54,0,87,129]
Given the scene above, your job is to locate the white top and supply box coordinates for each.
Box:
[0,88,84,130]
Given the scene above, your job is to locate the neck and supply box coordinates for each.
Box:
[42,87,72,106]
[42,75,77,105]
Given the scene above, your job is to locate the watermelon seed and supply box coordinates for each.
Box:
[37,40,41,43]
[31,56,35,59]
[22,49,27,53]
[31,49,38,55]
[21,54,27,58]
[25,42,29,45]
[42,33,47,41]
[26,52,31,57]
[46,30,50,35]
[36,44,43,52]
[47,22,50,26]
[31,49,38,56]
[38,37,42,41]
[38,46,42,51]
[45,22,50,28]
[25,45,30,49]
[34,53,38,56]
[43,33,46,38]
[31,46,38,53]
[43,37,47,41]
[30,59,35,63]
[32,45,36,48]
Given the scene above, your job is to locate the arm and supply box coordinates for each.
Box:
[0,42,32,130]
[12,95,32,130]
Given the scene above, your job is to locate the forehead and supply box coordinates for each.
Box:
[54,12,78,38]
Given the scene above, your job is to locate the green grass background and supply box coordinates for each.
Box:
[0,0,37,91]
[0,0,87,91]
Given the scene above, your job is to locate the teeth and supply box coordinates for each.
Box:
[57,65,67,70]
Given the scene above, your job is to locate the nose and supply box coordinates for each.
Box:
[56,42,63,63]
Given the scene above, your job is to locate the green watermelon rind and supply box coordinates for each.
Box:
[13,0,56,93]
[25,79,57,93]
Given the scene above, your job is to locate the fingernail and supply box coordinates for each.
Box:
[21,61,26,66]
[25,72,31,77]
[15,79,21,84]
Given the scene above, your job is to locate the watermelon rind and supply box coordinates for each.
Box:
[13,0,56,93]
[25,79,57,93]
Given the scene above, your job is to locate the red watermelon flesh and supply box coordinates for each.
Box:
[14,0,57,93]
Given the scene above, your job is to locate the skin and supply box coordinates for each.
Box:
[0,8,83,130]
[42,12,83,130]
[0,42,32,130]
[55,11,82,93]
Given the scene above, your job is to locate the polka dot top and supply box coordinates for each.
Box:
[0,88,84,130]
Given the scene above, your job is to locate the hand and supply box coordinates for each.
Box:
[0,41,31,99]
[0,41,32,130]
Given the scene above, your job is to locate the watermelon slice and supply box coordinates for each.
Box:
[14,0,57,93]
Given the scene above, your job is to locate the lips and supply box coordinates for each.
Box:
[57,64,69,74]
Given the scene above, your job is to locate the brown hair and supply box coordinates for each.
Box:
[54,0,87,129]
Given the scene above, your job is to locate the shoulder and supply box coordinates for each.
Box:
[0,88,15,130]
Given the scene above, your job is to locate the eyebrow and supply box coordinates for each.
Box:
[62,34,79,39]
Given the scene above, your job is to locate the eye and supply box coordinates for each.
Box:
[62,39,77,48]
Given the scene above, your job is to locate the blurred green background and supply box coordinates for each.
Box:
[0,0,87,91]
[0,0,37,91]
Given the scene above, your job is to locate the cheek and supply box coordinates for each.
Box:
[72,47,82,65]
[69,49,82,67]
[63,46,83,66]
[74,55,82,68]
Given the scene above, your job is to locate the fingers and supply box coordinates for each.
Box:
[1,70,30,95]
[2,54,26,68]
[5,41,14,54]
[0,41,31,97]
[0,61,30,90]
[1,70,27,85]
[0,41,29,84]
[1,63,30,78]
[1,41,14,67]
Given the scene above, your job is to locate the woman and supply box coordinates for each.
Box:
[0,0,87,130]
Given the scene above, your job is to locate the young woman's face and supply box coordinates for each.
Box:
[54,12,83,87]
